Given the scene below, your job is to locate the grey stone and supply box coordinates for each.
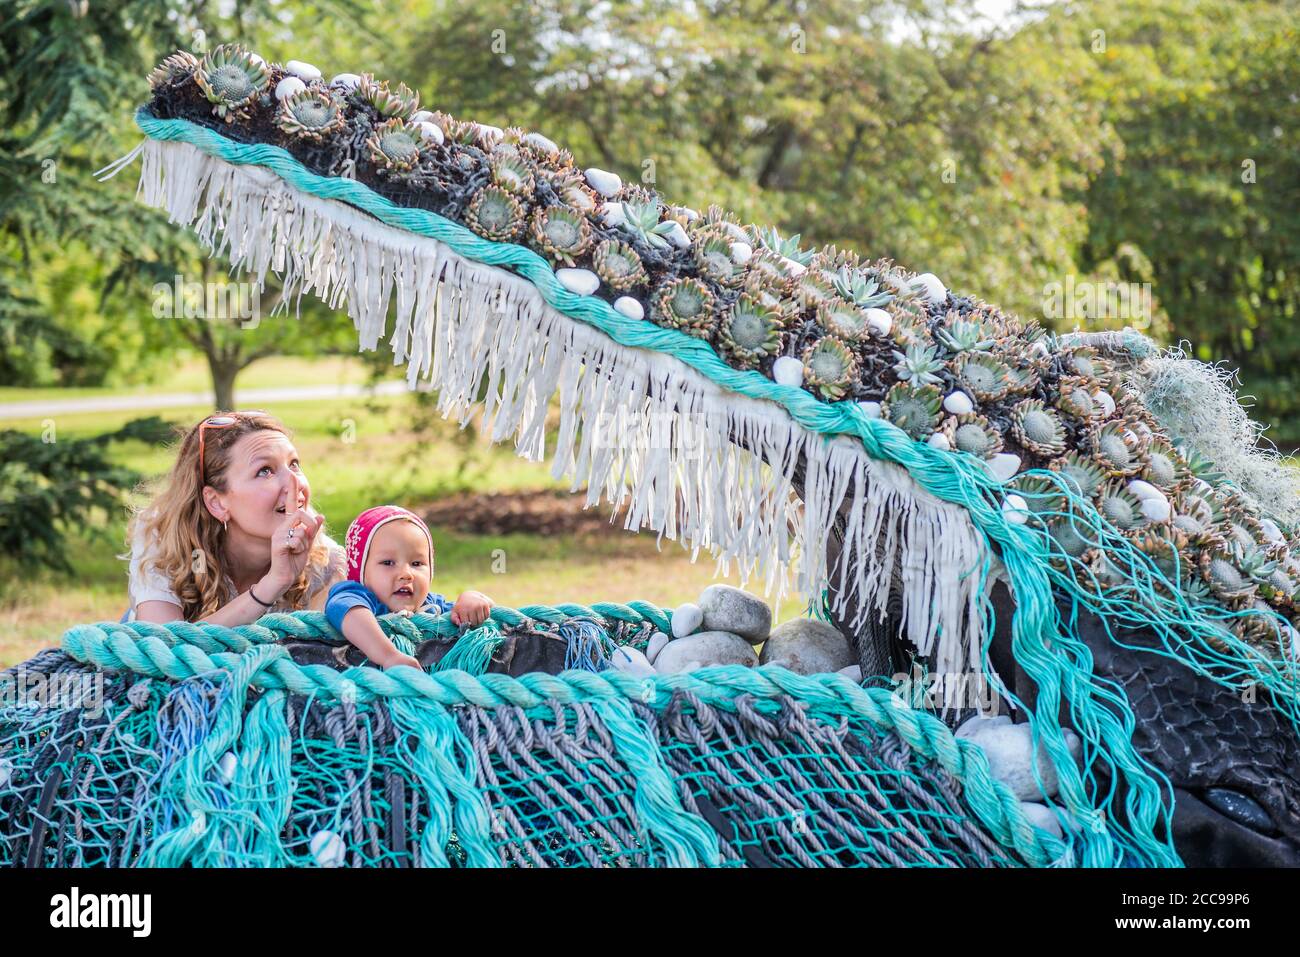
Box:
[645,632,670,664]
[758,618,854,675]
[1019,801,1064,838]
[670,603,703,638]
[836,665,863,683]
[653,631,758,674]
[698,585,771,643]
[608,645,656,677]
[955,715,1083,801]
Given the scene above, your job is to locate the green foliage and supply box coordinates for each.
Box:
[0,417,174,571]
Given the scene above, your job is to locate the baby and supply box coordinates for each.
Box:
[325,505,493,670]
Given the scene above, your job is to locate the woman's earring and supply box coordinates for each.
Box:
[222,520,229,534]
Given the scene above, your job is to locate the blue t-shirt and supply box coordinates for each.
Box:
[325,579,454,633]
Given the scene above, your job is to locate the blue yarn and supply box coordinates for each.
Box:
[561,618,614,672]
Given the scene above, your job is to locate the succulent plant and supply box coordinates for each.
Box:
[1090,421,1148,477]
[883,382,943,440]
[753,225,814,266]
[1134,530,1184,582]
[802,337,859,401]
[892,343,947,388]
[1061,347,1101,381]
[365,118,425,171]
[1056,375,1100,422]
[652,278,715,339]
[1049,450,1107,500]
[591,240,646,292]
[530,206,594,267]
[1097,481,1147,532]
[815,301,871,343]
[1142,437,1190,493]
[832,267,893,309]
[278,89,345,141]
[1010,399,1067,458]
[619,198,678,251]
[194,44,269,121]
[490,154,535,197]
[718,293,784,368]
[1169,491,1225,546]
[148,50,200,90]
[464,185,526,242]
[955,354,1014,402]
[934,317,995,355]
[1009,474,1066,517]
[793,270,837,309]
[944,412,1003,459]
[357,73,419,120]
[694,235,744,287]
[544,170,600,214]
[1199,545,1259,602]
[1049,518,1097,562]
[1175,442,1227,487]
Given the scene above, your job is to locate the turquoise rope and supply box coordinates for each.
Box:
[129,110,1199,865]
[61,614,1068,867]
[590,695,722,866]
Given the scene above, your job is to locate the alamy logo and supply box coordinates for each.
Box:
[49,887,151,937]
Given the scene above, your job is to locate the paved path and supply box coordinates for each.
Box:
[0,381,411,421]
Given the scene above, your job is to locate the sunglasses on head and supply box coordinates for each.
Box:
[196,410,271,485]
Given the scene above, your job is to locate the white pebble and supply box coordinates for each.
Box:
[781,257,807,276]
[329,72,361,90]
[729,241,753,264]
[663,221,691,249]
[556,268,600,296]
[1140,495,1171,523]
[523,132,559,155]
[584,167,623,198]
[600,202,626,228]
[217,751,237,784]
[1287,625,1300,659]
[1261,518,1285,543]
[475,124,503,145]
[646,632,671,664]
[609,646,656,677]
[671,603,704,638]
[927,432,951,451]
[1093,390,1116,418]
[1127,479,1162,502]
[285,60,321,81]
[680,207,700,221]
[943,390,974,415]
[858,400,882,419]
[911,272,947,305]
[836,665,863,683]
[773,356,804,387]
[0,758,11,789]
[415,121,444,145]
[988,452,1022,483]
[247,53,267,68]
[410,109,435,123]
[1020,801,1064,838]
[865,308,892,336]
[1003,494,1030,524]
[310,829,346,867]
[274,76,306,101]
[613,296,644,321]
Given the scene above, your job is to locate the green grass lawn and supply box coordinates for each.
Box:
[1,381,804,667]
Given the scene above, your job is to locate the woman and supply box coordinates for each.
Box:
[126,410,343,624]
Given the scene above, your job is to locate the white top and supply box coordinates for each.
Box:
[126,522,346,618]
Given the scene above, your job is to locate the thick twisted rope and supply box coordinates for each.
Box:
[61,607,1067,866]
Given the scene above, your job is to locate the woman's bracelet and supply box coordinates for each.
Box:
[248,583,275,608]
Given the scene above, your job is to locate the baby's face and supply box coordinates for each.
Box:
[362,520,432,613]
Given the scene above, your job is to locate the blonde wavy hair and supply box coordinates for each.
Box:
[126,410,330,621]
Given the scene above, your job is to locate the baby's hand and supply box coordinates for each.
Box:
[450,590,494,628]
[380,650,423,671]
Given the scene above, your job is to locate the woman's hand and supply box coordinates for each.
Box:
[264,471,325,597]
[450,590,494,628]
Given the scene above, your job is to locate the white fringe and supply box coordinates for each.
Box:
[134,138,993,676]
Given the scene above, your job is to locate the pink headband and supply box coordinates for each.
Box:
[343,505,434,584]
